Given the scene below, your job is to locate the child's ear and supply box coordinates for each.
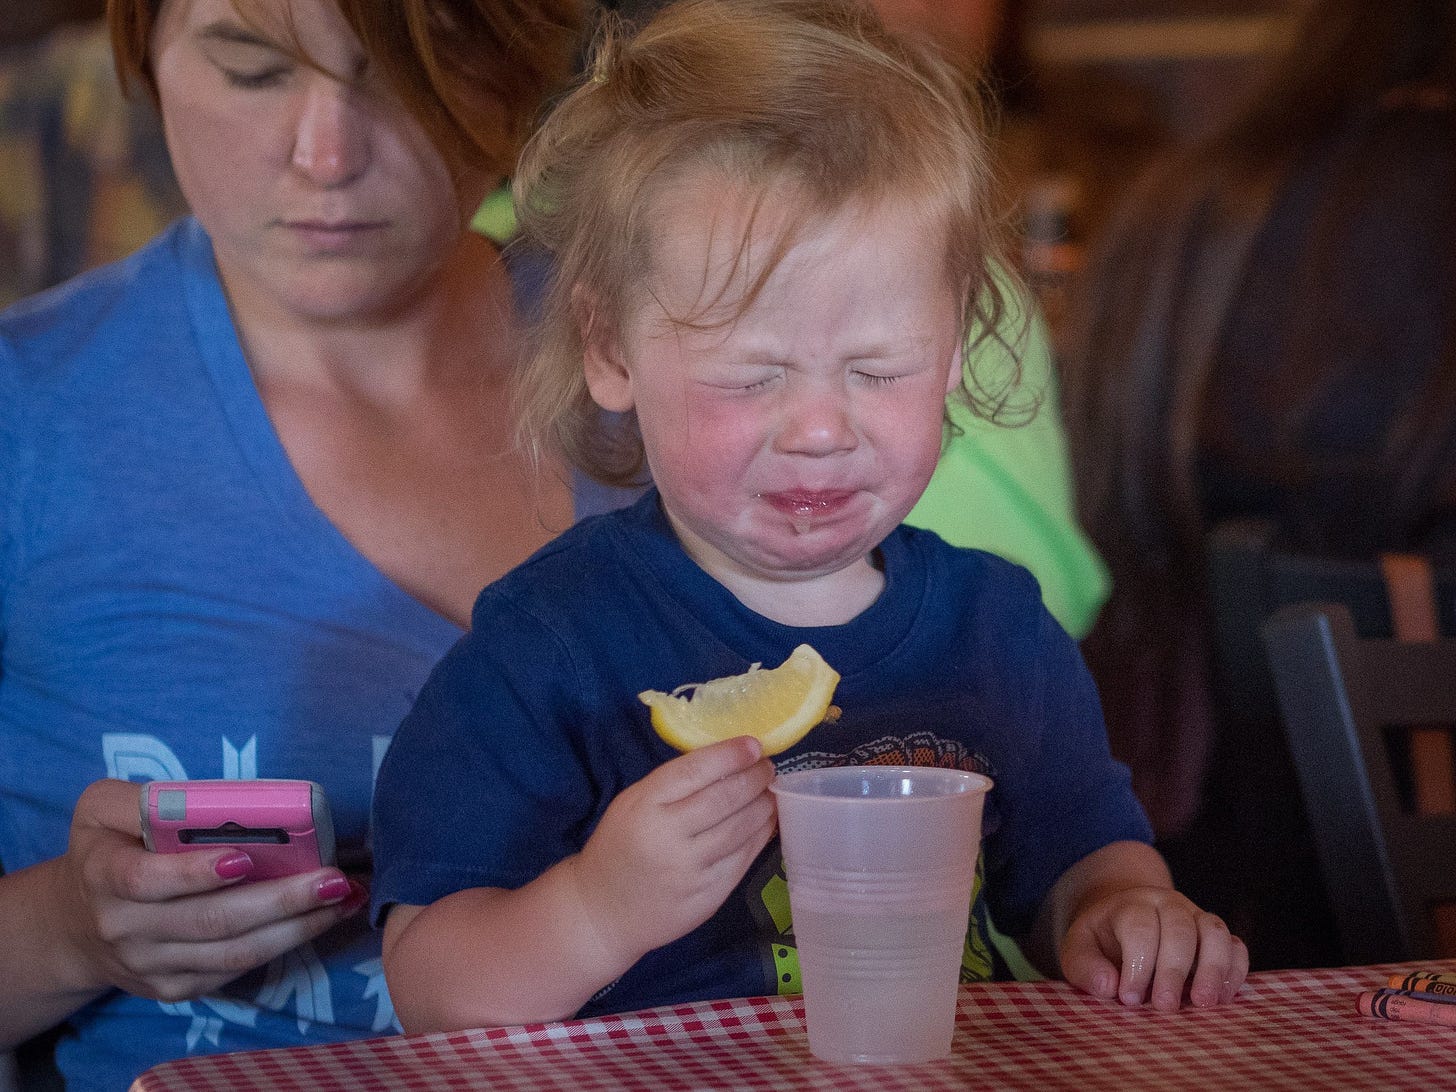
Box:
[575,285,635,413]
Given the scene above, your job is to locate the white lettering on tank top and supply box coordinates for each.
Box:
[102,734,188,781]
[223,736,257,779]
[158,997,258,1053]
[352,956,402,1034]
[256,942,335,1033]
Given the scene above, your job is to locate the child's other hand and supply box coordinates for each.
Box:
[1060,886,1248,1011]
[567,736,777,967]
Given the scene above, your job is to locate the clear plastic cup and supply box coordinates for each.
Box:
[771,765,992,1065]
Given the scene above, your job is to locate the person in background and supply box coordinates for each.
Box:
[372,0,1247,1034]
[0,0,581,1086]
[1062,0,1455,967]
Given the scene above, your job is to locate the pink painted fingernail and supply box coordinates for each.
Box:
[1093,971,1115,997]
[341,880,370,915]
[316,875,352,902]
[214,852,253,880]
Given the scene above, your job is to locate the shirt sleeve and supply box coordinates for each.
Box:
[369,589,601,925]
[981,601,1153,938]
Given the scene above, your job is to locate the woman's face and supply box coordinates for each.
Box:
[151,0,492,325]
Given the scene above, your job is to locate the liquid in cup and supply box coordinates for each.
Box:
[771,765,991,1064]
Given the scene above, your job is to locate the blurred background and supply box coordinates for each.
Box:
[1,0,1305,308]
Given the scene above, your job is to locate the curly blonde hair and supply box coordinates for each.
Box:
[513,0,1018,486]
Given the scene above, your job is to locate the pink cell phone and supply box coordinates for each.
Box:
[140,779,336,881]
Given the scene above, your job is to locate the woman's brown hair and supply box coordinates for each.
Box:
[107,0,583,180]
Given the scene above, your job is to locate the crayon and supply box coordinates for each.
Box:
[1368,986,1456,1008]
[1387,971,1456,995]
[1358,990,1456,1028]
[1382,977,1456,1002]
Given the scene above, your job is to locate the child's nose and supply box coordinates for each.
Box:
[774,384,857,456]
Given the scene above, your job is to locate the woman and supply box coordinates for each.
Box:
[1062,0,1455,964]
[0,0,580,1085]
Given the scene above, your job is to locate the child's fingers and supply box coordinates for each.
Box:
[698,801,779,893]
[1109,902,1160,1006]
[1147,906,1199,1011]
[1224,936,1250,1003]
[1186,916,1248,1007]
[1058,923,1121,1000]
[1185,914,1234,1007]
[650,736,765,809]
[673,754,775,836]
[694,785,776,863]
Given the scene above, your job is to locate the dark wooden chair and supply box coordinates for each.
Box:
[1263,603,1456,963]
[1188,521,1456,968]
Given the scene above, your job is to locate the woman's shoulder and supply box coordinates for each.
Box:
[1,218,201,372]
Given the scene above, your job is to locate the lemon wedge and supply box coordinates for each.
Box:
[640,644,841,755]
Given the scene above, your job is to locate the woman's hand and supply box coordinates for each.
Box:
[54,778,367,1004]
[566,737,777,968]
[1059,884,1248,1011]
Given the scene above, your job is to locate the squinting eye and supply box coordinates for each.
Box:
[223,67,288,90]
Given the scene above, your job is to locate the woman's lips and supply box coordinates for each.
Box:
[283,219,388,251]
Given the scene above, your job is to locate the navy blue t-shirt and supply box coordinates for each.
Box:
[371,490,1150,1015]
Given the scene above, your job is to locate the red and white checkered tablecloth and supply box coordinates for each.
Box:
[130,961,1456,1091]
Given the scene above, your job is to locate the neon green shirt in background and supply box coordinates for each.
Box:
[911,291,1108,639]
[476,190,1108,639]
[472,186,517,245]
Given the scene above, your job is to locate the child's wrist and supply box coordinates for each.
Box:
[556,854,647,975]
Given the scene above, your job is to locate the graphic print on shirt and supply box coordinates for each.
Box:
[102,732,345,1050]
[353,957,404,1034]
[756,732,997,993]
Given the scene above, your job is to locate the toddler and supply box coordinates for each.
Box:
[371,0,1248,1032]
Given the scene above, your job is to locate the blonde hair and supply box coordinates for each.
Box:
[514,0,1017,486]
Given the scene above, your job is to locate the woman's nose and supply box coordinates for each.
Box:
[290,79,370,187]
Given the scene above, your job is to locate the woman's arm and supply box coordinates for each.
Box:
[382,737,777,1032]
[0,779,364,1048]
[0,855,109,1046]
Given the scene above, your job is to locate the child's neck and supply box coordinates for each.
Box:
[709,554,886,627]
